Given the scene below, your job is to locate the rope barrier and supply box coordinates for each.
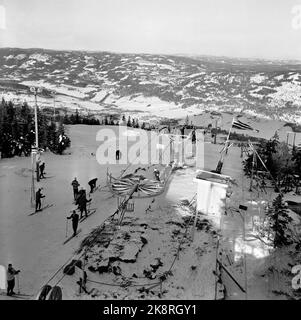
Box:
[87,279,161,288]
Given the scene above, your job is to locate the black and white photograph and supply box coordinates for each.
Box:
[0,0,301,307]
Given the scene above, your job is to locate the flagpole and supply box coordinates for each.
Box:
[226,117,234,143]
[225,117,234,154]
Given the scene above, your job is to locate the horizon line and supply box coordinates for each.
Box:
[1,46,301,64]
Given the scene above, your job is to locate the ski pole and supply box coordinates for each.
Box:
[17,274,20,294]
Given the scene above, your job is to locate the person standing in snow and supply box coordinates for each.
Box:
[67,210,79,237]
[35,188,45,212]
[71,177,80,201]
[39,161,45,179]
[77,189,92,219]
[6,264,20,296]
[76,187,85,205]
[88,178,98,193]
[116,150,121,160]
[191,128,196,144]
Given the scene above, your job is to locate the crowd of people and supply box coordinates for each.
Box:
[0,131,35,158]
[68,177,98,237]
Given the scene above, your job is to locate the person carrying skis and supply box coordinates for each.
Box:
[6,264,20,296]
[67,210,79,237]
[35,188,45,212]
[71,177,80,201]
[88,178,98,194]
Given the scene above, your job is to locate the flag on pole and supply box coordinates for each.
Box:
[232,119,259,132]
[220,142,233,154]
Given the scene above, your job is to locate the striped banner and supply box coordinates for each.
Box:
[232,119,259,132]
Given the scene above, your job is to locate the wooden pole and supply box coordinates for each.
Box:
[249,151,256,191]
[31,149,36,207]
[293,133,296,149]
[242,209,248,300]
[214,119,218,144]
[224,120,233,155]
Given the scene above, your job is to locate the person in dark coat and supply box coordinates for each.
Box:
[67,210,79,236]
[116,150,121,160]
[35,188,45,212]
[77,189,92,219]
[39,161,45,179]
[71,178,80,201]
[6,264,20,296]
[180,126,185,139]
[76,188,86,205]
[88,178,98,193]
[191,128,196,144]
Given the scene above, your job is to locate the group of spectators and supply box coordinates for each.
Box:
[0,131,35,158]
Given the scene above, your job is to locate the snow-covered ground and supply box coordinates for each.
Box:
[0,125,216,300]
[0,125,299,300]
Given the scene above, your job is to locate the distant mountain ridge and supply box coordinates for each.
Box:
[1,47,301,123]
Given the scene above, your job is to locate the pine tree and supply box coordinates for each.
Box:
[63,113,71,124]
[47,121,57,151]
[185,115,189,126]
[75,109,80,124]
[110,115,115,125]
[127,116,132,127]
[267,194,293,248]
[70,114,76,124]
[135,119,140,128]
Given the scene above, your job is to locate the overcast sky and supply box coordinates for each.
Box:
[0,0,301,60]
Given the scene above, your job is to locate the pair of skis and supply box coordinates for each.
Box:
[0,292,33,300]
[79,208,97,222]
[62,228,82,245]
[28,204,54,216]
[63,208,97,245]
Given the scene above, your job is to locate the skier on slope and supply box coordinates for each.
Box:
[39,161,46,179]
[6,264,20,296]
[67,210,79,237]
[76,188,92,219]
[76,187,86,206]
[71,177,80,201]
[88,178,98,194]
[35,188,45,212]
